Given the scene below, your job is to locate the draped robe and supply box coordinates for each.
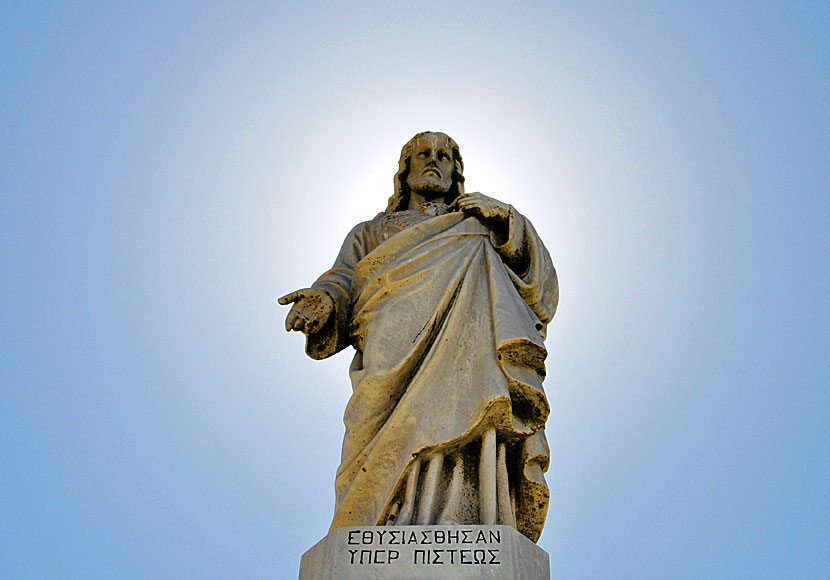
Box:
[304,206,558,542]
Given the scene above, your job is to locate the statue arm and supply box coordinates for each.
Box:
[451,192,530,275]
[501,210,559,336]
[454,191,558,333]
[304,219,380,360]
[489,204,531,276]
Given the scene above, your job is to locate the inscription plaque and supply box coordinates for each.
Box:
[299,525,550,579]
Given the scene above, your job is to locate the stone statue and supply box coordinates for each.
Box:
[280,132,558,543]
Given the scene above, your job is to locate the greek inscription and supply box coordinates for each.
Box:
[343,527,504,567]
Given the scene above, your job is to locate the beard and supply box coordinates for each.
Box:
[407,174,452,197]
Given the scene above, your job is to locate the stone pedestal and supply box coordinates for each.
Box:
[299,525,549,579]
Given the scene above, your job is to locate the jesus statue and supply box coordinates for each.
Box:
[280,131,558,543]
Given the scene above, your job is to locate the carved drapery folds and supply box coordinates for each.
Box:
[306,210,557,542]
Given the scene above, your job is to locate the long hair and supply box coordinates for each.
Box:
[385,132,465,213]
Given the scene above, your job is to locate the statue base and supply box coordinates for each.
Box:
[299,525,549,579]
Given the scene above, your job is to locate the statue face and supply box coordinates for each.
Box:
[405,133,454,196]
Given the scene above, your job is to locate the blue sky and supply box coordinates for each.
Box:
[2,1,827,578]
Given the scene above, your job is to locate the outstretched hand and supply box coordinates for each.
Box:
[278,288,334,334]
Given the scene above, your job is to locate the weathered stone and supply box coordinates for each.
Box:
[280,132,558,543]
[299,525,550,580]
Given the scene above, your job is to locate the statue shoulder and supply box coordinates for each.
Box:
[346,211,404,242]
[332,214,388,256]
[341,214,383,237]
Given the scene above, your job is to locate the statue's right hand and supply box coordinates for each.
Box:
[277,288,334,334]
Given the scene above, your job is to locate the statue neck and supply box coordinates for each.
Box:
[408,190,447,212]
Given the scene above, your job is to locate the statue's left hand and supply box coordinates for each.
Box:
[451,192,510,226]
[451,193,511,243]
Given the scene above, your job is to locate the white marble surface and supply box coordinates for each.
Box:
[299,525,549,579]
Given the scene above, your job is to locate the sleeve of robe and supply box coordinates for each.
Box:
[303,218,381,360]
[490,205,559,338]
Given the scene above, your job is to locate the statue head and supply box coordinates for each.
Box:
[386,132,465,213]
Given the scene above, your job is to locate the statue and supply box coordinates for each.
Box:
[280,132,558,543]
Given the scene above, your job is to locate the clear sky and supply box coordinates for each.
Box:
[2,1,827,578]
